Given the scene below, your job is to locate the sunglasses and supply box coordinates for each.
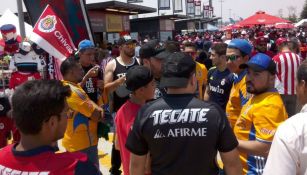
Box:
[125,43,136,48]
[226,55,241,61]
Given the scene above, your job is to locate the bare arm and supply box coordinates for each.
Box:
[79,66,100,87]
[238,140,271,157]
[103,60,125,94]
[130,153,147,175]
[203,85,210,101]
[90,108,104,122]
[220,149,242,175]
[114,133,120,150]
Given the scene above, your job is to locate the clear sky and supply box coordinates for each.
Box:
[0,0,306,21]
[211,0,305,21]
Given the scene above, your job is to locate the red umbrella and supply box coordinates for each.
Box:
[221,24,241,31]
[275,23,295,29]
[237,11,291,26]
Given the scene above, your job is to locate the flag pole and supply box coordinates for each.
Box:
[17,0,26,38]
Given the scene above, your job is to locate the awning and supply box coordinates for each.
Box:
[237,11,291,26]
[86,1,156,15]
[131,14,189,22]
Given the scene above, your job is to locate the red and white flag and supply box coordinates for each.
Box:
[30,4,76,60]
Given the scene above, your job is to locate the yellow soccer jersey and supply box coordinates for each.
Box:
[234,91,288,175]
[195,62,208,100]
[62,80,99,152]
[226,70,249,128]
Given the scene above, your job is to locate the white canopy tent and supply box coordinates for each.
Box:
[0,9,33,37]
[295,19,307,27]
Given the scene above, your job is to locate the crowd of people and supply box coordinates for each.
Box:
[0,24,307,175]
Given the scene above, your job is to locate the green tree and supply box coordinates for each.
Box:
[301,0,307,19]
[288,14,298,23]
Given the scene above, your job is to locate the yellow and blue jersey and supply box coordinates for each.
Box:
[62,80,99,152]
[195,62,208,100]
[226,70,249,128]
[234,91,288,175]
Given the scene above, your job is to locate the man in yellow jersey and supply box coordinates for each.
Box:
[226,39,252,128]
[60,58,104,167]
[234,53,288,175]
[183,42,208,100]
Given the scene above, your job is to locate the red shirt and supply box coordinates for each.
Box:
[273,52,302,95]
[0,144,101,175]
[0,117,13,148]
[9,71,41,89]
[115,100,141,175]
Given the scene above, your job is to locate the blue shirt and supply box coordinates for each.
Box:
[207,67,234,110]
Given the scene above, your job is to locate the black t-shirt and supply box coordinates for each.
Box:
[113,57,139,112]
[154,80,166,99]
[82,65,103,104]
[207,67,234,110]
[126,94,238,175]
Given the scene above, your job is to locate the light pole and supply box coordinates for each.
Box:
[219,0,224,26]
[17,0,26,38]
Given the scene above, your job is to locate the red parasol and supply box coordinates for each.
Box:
[275,23,295,29]
[237,11,291,26]
[221,24,241,31]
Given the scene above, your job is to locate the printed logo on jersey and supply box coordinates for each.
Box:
[0,165,49,174]
[221,78,226,86]
[154,129,166,139]
[0,123,4,130]
[38,15,57,33]
[150,108,210,139]
[209,84,224,94]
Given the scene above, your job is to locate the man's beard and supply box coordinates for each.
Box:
[124,50,135,58]
[246,82,269,95]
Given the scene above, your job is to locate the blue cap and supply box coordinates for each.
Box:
[239,53,276,74]
[0,24,16,33]
[228,39,252,56]
[78,39,95,51]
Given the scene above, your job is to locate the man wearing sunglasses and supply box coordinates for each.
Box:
[225,39,252,128]
[104,35,139,175]
[183,41,208,100]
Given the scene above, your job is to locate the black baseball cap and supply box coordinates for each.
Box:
[117,35,133,46]
[154,50,172,60]
[139,44,164,59]
[115,66,153,97]
[126,66,154,92]
[160,52,196,88]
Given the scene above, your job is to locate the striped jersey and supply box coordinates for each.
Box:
[234,91,288,175]
[273,52,301,95]
[226,70,250,128]
[62,80,99,152]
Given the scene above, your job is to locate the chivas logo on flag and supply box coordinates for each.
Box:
[38,15,57,33]
[30,4,76,60]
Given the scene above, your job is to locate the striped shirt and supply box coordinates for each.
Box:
[273,52,301,95]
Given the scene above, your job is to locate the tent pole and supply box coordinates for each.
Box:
[17,0,26,38]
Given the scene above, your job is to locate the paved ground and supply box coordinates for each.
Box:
[58,133,223,175]
[58,133,115,175]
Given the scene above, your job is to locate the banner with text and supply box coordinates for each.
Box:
[31,4,76,60]
[24,0,92,46]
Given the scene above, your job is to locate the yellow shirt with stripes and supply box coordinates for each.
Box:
[62,80,99,152]
[195,61,208,100]
[234,91,288,175]
[226,70,249,128]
